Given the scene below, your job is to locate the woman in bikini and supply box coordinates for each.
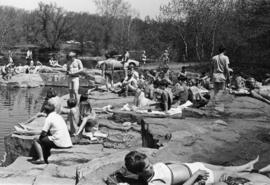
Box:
[124,151,260,185]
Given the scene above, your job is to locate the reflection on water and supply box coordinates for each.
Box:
[0,86,68,157]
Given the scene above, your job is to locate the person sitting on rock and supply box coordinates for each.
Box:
[133,85,156,109]
[31,100,72,164]
[199,72,211,90]
[178,66,188,83]
[118,70,138,97]
[162,67,173,85]
[155,79,173,113]
[129,66,139,81]
[1,64,12,80]
[171,81,189,107]
[74,93,98,136]
[49,57,62,68]
[124,150,259,185]
[61,98,79,136]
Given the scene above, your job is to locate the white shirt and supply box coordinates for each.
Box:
[42,112,72,148]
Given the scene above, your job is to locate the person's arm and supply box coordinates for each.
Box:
[224,57,230,83]
[71,60,84,75]
[210,60,214,81]
[85,110,96,120]
[183,170,209,185]
[250,90,270,104]
[161,91,169,112]
[20,112,46,125]
[60,107,71,114]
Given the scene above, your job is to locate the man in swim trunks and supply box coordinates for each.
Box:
[124,151,259,185]
[66,52,83,102]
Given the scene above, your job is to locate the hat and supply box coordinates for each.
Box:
[68,52,76,57]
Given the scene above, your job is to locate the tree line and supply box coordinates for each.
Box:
[0,0,269,64]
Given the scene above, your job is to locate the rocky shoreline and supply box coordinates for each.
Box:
[0,91,270,185]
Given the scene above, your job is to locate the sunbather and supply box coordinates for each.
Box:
[124,151,259,185]
[246,77,270,104]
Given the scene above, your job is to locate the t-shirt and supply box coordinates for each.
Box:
[212,54,229,82]
[42,112,72,148]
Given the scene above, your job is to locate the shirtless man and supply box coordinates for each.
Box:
[124,151,259,185]
[66,52,83,102]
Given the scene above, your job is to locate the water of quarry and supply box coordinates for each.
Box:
[0,86,68,159]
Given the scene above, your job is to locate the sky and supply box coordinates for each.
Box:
[0,0,169,19]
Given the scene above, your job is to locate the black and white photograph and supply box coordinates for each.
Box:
[0,0,269,184]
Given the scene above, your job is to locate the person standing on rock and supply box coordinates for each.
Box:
[66,51,83,102]
[141,50,147,66]
[211,46,230,96]
[122,49,130,78]
[159,50,170,69]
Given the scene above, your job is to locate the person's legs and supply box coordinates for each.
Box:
[203,156,259,172]
[33,139,44,162]
[251,90,270,104]
[75,117,88,136]
[73,77,79,102]
[69,109,79,135]
[214,82,225,96]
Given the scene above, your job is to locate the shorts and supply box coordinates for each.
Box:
[184,162,215,184]
[68,76,79,91]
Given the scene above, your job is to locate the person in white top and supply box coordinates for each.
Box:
[66,52,83,102]
[31,101,72,164]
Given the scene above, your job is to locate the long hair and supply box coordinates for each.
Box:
[79,94,92,117]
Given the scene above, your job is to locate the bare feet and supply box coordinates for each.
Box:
[245,156,259,171]
[31,159,45,164]
[259,164,270,173]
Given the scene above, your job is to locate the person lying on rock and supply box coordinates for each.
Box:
[31,101,72,164]
[74,93,98,136]
[123,151,259,185]
[246,77,270,105]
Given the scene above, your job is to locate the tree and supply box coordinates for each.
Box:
[35,2,72,49]
[0,6,18,51]
[94,0,138,51]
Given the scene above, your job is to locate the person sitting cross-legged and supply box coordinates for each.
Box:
[31,101,72,164]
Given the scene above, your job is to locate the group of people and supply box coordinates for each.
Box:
[12,46,270,185]
[25,86,98,164]
[0,49,44,80]
[105,63,210,113]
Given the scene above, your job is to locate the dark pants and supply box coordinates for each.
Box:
[38,136,58,164]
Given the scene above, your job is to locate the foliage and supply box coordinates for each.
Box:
[0,0,269,65]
